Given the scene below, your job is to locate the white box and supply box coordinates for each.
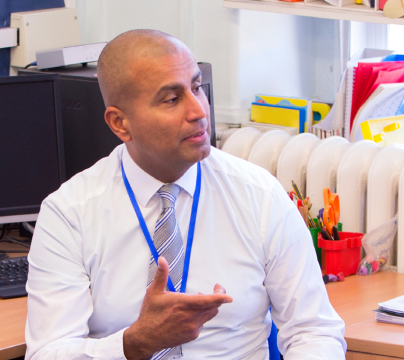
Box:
[10,7,81,67]
[0,28,18,49]
[36,42,107,69]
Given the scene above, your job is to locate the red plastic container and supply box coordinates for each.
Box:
[318,232,363,276]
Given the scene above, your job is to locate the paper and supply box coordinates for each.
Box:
[374,309,404,325]
[397,97,404,115]
[378,294,404,313]
[374,294,404,325]
[351,83,404,142]
[313,106,334,131]
[370,88,404,120]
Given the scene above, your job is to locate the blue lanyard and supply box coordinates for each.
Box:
[121,161,201,293]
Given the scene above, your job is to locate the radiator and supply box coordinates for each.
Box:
[219,128,404,273]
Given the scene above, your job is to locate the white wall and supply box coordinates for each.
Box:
[75,0,340,124]
[389,25,404,53]
[350,21,389,56]
[76,0,182,44]
[191,0,242,121]
[238,11,316,108]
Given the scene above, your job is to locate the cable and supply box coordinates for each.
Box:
[0,224,31,255]
[24,61,37,69]
[0,237,31,249]
[0,224,6,240]
[23,222,35,234]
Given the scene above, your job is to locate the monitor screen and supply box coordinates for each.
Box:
[0,74,65,224]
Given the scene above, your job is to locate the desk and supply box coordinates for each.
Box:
[0,297,26,360]
[0,234,29,360]
[327,271,404,359]
[1,271,404,359]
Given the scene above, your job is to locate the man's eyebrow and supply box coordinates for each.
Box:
[191,70,202,84]
[152,70,202,104]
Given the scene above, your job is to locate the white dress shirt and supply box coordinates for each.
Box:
[26,144,346,360]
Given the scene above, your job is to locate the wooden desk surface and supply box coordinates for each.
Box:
[1,262,404,359]
[326,271,404,359]
[0,297,27,360]
[0,236,29,360]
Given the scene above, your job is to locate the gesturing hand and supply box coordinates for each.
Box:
[123,257,233,360]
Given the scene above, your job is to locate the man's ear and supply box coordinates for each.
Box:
[104,106,131,142]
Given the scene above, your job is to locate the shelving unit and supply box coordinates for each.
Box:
[224,0,404,25]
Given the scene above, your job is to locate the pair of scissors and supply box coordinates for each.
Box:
[322,188,340,238]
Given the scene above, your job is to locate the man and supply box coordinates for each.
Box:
[25,30,346,359]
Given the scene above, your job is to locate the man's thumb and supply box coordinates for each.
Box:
[151,256,169,292]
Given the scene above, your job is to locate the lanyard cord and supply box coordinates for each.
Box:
[121,162,201,293]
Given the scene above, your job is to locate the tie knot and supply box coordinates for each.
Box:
[158,183,180,209]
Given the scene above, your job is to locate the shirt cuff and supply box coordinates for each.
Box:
[97,327,129,360]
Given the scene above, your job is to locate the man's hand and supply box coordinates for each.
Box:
[123,257,233,360]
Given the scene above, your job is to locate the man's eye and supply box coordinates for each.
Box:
[194,85,202,93]
[165,96,178,104]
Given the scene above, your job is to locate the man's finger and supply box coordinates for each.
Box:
[200,307,220,324]
[213,284,226,295]
[179,293,233,310]
[149,257,169,293]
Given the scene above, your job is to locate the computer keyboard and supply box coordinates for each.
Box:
[0,256,28,299]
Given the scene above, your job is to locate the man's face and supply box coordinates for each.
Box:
[121,48,211,174]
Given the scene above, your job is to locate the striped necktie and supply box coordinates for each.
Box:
[148,183,184,360]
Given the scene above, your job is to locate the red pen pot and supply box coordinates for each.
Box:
[318,232,363,276]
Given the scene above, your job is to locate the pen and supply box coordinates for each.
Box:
[292,180,316,228]
[332,226,340,240]
[321,227,333,240]
[317,215,324,229]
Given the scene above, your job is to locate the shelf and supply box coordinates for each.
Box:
[223,0,404,25]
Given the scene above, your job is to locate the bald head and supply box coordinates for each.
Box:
[97,29,191,108]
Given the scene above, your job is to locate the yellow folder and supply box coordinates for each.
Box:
[251,103,301,132]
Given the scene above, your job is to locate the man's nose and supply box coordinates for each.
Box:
[185,91,207,122]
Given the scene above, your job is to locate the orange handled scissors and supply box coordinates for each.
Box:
[322,188,340,235]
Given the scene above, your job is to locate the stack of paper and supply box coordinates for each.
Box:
[374,295,404,325]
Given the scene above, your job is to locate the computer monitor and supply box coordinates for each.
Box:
[0,74,66,225]
[198,62,216,147]
[19,62,216,180]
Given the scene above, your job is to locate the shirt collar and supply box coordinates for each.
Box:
[121,146,197,207]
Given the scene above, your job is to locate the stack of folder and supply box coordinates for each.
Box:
[350,60,404,133]
[321,49,404,141]
[251,95,312,134]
